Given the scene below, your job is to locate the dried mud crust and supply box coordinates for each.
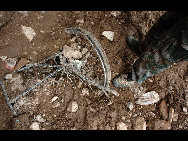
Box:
[0,11,188,130]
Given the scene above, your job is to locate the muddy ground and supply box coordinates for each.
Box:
[0,11,188,130]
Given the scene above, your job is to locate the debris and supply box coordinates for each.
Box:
[159,99,168,120]
[102,31,114,41]
[154,120,171,130]
[18,11,29,17]
[10,74,25,92]
[4,74,12,79]
[76,19,84,24]
[111,11,121,17]
[50,96,60,108]
[185,93,188,106]
[132,116,146,130]
[65,27,112,91]
[21,25,36,42]
[30,122,40,130]
[183,107,187,114]
[62,45,82,59]
[81,88,89,96]
[4,58,17,70]
[81,48,88,55]
[0,56,7,61]
[51,96,58,102]
[135,91,159,105]
[67,101,78,113]
[14,58,30,71]
[168,108,174,123]
[117,122,128,130]
[35,115,45,123]
[126,102,134,111]
[77,81,82,88]
[173,112,179,122]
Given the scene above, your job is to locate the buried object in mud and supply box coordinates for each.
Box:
[0,27,118,116]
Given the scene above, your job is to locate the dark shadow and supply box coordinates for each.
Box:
[141,11,188,54]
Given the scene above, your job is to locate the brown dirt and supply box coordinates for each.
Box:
[0,11,188,130]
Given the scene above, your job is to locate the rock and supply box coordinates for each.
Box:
[81,48,88,55]
[154,120,171,130]
[76,19,84,24]
[0,56,7,61]
[133,116,146,130]
[110,11,121,17]
[102,31,114,41]
[51,96,60,108]
[63,45,82,59]
[51,96,58,102]
[126,102,134,111]
[35,115,45,123]
[81,88,89,96]
[159,100,168,120]
[185,93,188,106]
[73,50,82,59]
[21,25,36,42]
[173,112,179,122]
[4,74,12,79]
[135,91,160,105]
[14,58,30,71]
[183,107,187,114]
[117,122,128,130]
[30,122,40,130]
[168,108,174,123]
[67,101,78,113]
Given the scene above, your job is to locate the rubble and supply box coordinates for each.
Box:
[35,115,45,123]
[159,100,168,120]
[132,116,146,130]
[21,25,36,42]
[67,101,78,113]
[117,122,128,130]
[30,122,40,130]
[102,31,114,41]
[126,102,134,111]
[4,74,12,79]
[154,120,171,130]
[14,58,30,71]
[135,91,160,105]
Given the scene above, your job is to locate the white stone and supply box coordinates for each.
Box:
[111,11,121,17]
[76,19,84,24]
[126,102,134,111]
[63,45,82,59]
[102,31,114,41]
[81,88,89,96]
[0,56,7,61]
[51,96,58,102]
[21,25,36,42]
[30,122,40,130]
[67,101,78,113]
[135,91,159,105]
[183,107,187,114]
[35,115,45,122]
[73,50,82,59]
[117,122,128,130]
[5,74,12,79]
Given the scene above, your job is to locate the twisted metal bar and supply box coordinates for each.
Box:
[9,67,64,104]
[0,79,18,116]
